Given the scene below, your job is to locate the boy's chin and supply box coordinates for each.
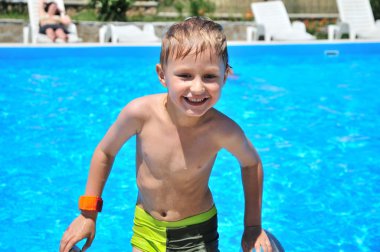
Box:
[181,98,214,115]
[184,108,211,117]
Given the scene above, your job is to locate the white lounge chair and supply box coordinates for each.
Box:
[99,24,111,44]
[328,0,380,40]
[23,0,82,44]
[103,24,161,44]
[246,1,315,41]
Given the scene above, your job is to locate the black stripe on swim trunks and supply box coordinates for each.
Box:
[166,215,219,252]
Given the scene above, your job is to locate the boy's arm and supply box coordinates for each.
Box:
[60,99,145,252]
[222,125,262,227]
[84,100,144,198]
[221,123,271,252]
[85,98,144,198]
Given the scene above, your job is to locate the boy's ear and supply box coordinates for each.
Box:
[223,67,229,84]
[156,64,166,87]
[223,71,228,83]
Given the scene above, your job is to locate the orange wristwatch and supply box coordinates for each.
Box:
[79,196,103,212]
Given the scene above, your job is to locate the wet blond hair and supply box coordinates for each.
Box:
[159,17,230,72]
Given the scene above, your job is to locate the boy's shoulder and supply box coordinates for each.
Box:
[210,108,237,123]
[121,93,165,118]
[129,93,164,103]
[210,109,248,149]
[125,93,164,110]
[209,108,243,134]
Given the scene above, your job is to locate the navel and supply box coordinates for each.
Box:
[160,211,167,217]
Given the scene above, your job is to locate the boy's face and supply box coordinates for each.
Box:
[157,48,228,117]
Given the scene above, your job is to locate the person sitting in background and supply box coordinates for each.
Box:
[39,0,71,42]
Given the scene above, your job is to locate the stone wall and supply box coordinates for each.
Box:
[0,19,25,43]
[0,19,257,43]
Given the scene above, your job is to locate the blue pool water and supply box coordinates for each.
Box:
[1,42,379,251]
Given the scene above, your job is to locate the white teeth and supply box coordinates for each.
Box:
[188,97,205,102]
[186,97,209,103]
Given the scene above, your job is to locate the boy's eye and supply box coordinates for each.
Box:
[204,74,217,79]
[178,74,192,78]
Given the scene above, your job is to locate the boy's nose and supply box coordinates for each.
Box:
[190,79,205,93]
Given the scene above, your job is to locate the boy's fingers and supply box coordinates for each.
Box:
[255,243,260,252]
[65,237,82,252]
[61,232,76,252]
[264,235,272,252]
[82,235,94,251]
[267,242,273,252]
[59,232,72,252]
[62,234,83,252]
[261,241,272,252]
[62,237,74,252]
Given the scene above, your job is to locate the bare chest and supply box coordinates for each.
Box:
[137,120,219,173]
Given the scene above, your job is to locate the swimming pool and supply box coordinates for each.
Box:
[0,42,379,251]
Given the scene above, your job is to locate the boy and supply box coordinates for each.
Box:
[60,17,272,252]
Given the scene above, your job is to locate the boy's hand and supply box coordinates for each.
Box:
[241,226,272,252]
[60,213,97,252]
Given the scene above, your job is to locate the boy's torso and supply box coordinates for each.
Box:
[134,94,229,222]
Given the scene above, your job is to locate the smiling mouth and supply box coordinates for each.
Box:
[183,96,209,106]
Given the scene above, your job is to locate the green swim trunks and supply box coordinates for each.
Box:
[131,205,219,252]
